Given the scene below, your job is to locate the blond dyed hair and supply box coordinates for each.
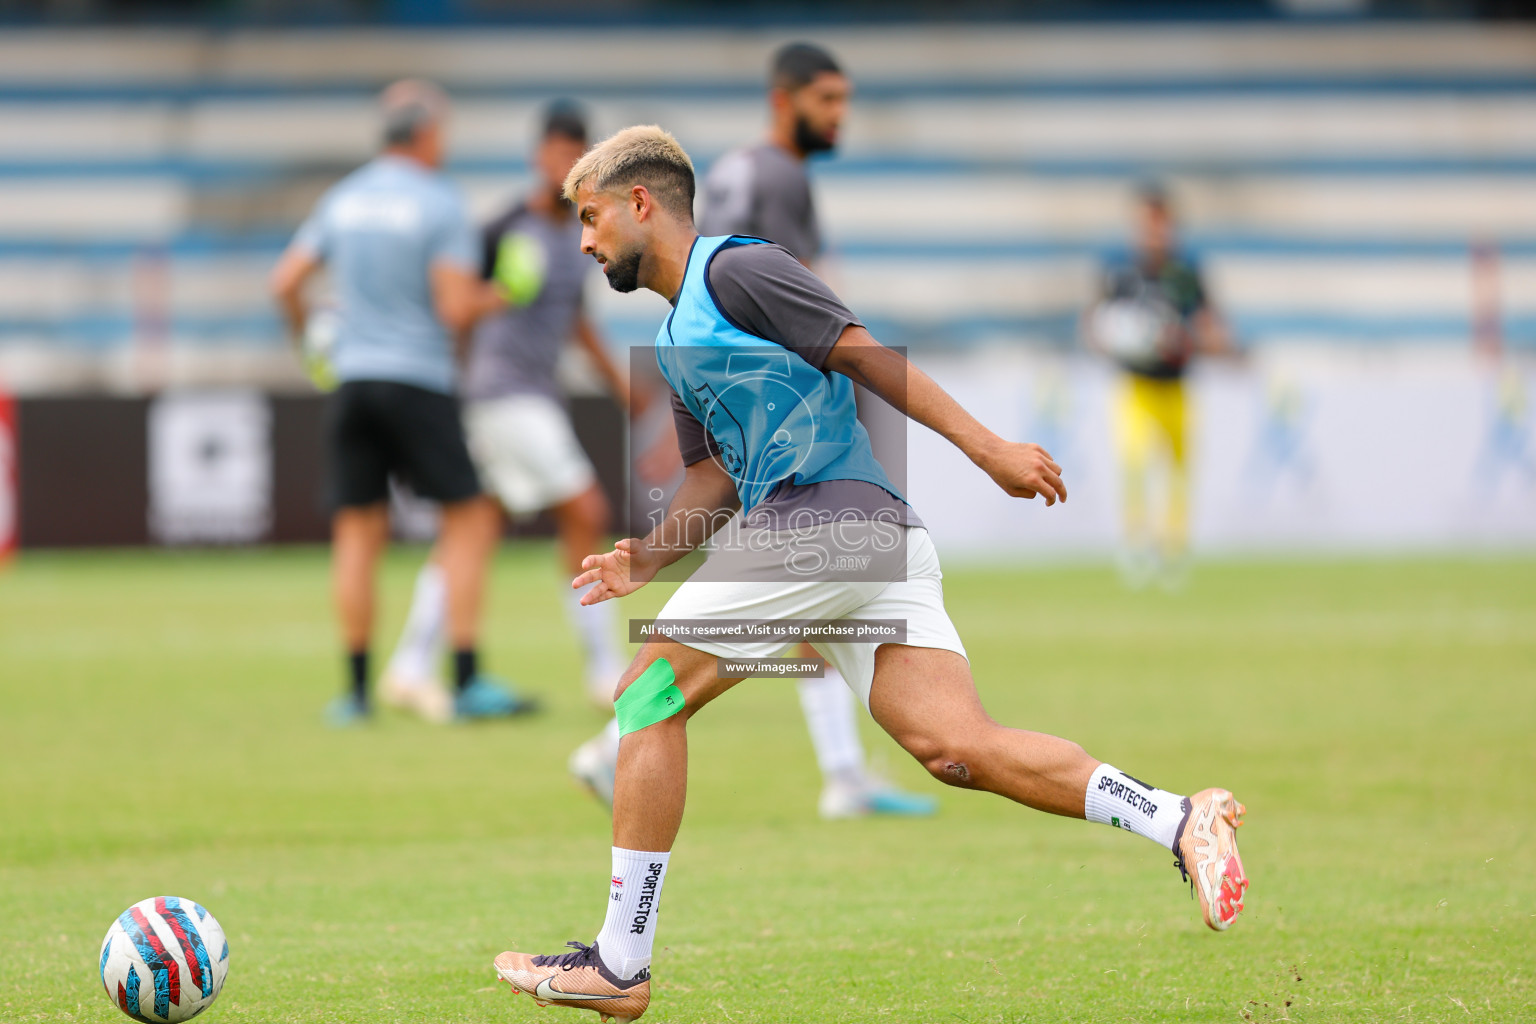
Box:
[562,124,696,220]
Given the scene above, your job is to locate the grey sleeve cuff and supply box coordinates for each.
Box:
[670,390,720,466]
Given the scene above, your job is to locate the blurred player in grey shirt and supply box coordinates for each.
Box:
[692,43,937,820]
[697,44,839,264]
[383,102,631,716]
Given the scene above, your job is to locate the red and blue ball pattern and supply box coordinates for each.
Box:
[99,897,229,1023]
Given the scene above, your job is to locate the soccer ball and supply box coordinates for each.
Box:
[1089,295,1176,366]
[99,897,229,1023]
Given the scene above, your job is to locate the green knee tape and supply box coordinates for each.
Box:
[615,658,685,736]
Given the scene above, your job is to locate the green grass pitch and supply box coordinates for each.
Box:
[1,545,1532,1022]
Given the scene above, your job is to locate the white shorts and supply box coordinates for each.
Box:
[654,527,967,710]
[463,394,596,518]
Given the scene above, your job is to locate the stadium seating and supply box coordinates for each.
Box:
[1,24,1533,392]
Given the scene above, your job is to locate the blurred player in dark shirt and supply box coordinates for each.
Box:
[382,102,630,721]
[696,42,846,263]
[1083,183,1230,587]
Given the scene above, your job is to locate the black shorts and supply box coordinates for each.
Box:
[326,380,482,509]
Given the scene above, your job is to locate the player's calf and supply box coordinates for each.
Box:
[868,652,1251,930]
[904,735,985,791]
[892,716,1098,818]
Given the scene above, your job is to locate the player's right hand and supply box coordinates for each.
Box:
[979,440,1067,506]
[572,538,653,605]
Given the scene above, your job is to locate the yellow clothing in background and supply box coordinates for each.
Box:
[1113,374,1190,558]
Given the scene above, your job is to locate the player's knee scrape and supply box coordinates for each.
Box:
[615,658,685,736]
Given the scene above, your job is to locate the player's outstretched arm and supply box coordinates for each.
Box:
[572,313,631,410]
[430,262,504,357]
[571,456,742,605]
[824,325,1067,505]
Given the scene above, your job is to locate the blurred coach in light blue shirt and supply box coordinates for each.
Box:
[270,80,528,725]
[292,129,477,393]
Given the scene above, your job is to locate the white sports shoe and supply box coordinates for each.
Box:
[585,668,618,713]
[818,771,938,820]
[569,733,617,806]
[380,669,453,724]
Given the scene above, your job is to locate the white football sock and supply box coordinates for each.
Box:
[386,561,445,682]
[595,847,670,980]
[1084,763,1188,851]
[562,587,623,685]
[797,669,865,782]
[599,716,620,759]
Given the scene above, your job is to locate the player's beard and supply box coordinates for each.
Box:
[793,114,836,155]
[603,243,644,293]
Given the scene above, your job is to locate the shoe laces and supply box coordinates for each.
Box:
[534,941,599,970]
[532,942,650,984]
[1171,796,1195,898]
[1172,853,1194,897]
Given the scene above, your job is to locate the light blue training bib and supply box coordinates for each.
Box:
[655,235,902,514]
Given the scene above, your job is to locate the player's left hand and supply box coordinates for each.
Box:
[572,538,653,605]
[978,440,1067,506]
